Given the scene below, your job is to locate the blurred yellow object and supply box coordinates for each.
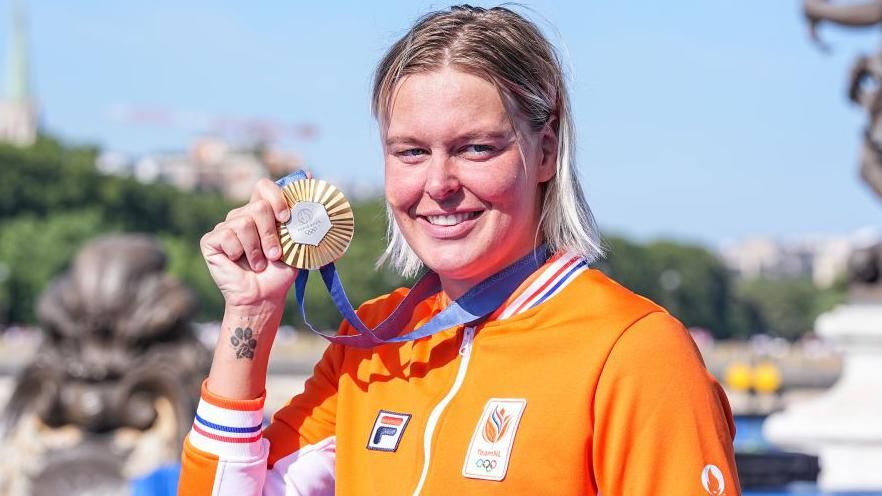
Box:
[753,362,782,394]
[725,362,753,392]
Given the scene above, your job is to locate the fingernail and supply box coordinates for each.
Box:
[254,259,266,271]
[277,209,290,222]
[268,246,281,260]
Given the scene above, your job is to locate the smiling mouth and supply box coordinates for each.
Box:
[421,211,483,226]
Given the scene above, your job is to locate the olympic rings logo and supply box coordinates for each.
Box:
[294,221,320,236]
[475,459,497,472]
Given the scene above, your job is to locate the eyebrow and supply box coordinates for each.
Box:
[384,136,421,147]
[384,131,515,147]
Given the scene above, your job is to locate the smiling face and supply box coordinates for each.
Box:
[384,67,556,297]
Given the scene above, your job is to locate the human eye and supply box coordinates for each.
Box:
[461,144,497,160]
[394,147,429,164]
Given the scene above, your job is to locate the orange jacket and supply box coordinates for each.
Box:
[179,253,740,495]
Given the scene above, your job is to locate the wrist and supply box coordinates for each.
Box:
[218,301,284,360]
[224,298,286,318]
[208,303,283,399]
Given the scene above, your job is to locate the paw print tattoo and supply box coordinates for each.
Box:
[231,327,257,359]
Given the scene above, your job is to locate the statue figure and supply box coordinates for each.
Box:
[806,0,882,199]
[805,0,882,297]
[764,8,882,490]
[0,235,211,495]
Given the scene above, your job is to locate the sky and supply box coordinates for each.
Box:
[3,0,880,247]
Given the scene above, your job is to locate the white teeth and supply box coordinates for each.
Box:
[426,212,477,226]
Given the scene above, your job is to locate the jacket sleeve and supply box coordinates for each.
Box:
[592,311,741,495]
[178,340,344,496]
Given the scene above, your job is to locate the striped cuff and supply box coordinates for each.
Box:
[188,380,267,459]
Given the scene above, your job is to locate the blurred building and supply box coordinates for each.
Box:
[720,229,879,287]
[0,0,37,147]
[97,137,304,201]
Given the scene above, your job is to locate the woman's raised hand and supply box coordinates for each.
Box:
[200,178,297,308]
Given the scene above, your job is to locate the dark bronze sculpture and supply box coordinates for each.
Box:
[805,0,882,297]
[806,0,882,200]
[0,235,211,495]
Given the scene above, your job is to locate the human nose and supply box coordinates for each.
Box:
[424,154,461,201]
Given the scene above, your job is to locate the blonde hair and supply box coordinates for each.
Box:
[372,4,604,277]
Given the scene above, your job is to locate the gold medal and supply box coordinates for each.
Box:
[277,178,354,270]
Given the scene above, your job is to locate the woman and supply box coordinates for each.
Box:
[179,5,739,495]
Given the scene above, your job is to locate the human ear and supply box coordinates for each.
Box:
[537,119,558,183]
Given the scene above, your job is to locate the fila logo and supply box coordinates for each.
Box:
[463,398,527,481]
[701,464,725,495]
[366,410,411,452]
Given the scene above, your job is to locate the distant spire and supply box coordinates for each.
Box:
[0,0,37,146]
[6,0,31,102]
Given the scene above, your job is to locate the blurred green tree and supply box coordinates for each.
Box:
[0,137,232,240]
[0,209,107,323]
[735,277,846,339]
[598,235,758,339]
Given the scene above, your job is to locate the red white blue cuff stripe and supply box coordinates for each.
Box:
[188,397,266,459]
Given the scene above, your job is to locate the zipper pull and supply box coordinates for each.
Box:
[459,326,475,356]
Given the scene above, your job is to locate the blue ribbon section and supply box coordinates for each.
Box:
[276,170,308,187]
[275,171,549,348]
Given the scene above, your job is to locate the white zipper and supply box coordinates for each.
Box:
[411,326,476,496]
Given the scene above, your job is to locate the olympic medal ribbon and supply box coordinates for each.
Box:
[294,245,549,348]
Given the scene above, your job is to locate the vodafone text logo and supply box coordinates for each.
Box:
[701,464,725,495]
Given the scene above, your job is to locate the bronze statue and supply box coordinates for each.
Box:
[805,0,882,297]
[0,235,211,495]
[805,0,882,199]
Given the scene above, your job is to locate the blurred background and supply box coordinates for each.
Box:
[0,1,879,495]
